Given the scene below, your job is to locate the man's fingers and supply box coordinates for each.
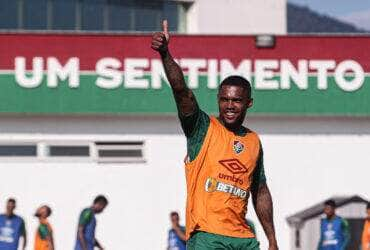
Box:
[153,33,165,41]
[153,36,164,43]
[151,44,160,50]
[151,41,163,47]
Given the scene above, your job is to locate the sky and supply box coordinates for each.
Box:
[288,0,370,30]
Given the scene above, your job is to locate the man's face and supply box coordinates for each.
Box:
[171,214,179,225]
[35,206,48,219]
[367,208,370,219]
[94,202,107,214]
[218,85,252,130]
[324,205,335,218]
[6,201,15,215]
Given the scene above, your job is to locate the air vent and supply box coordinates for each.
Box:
[95,141,145,163]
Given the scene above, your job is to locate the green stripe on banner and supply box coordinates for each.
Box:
[0,73,369,115]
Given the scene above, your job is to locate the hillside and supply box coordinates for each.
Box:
[287,3,367,33]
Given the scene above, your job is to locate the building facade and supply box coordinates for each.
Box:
[0,0,286,34]
[0,33,369,250]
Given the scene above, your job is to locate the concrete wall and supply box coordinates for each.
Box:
[186,0,287,34]
[0,115,369,250]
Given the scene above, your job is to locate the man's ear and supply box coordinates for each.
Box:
[247,98,253,108]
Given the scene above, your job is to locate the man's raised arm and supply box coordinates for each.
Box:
[151,20,197,116]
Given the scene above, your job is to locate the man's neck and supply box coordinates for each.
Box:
[327,215,336,220]
[217,117,246,135]
[90,206,96,213]
[5,213,14,218]
[39,217,47,223]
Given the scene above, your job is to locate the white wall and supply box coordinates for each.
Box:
[0,116,369,250]
[186,0,287,34]
[0,134,188,250]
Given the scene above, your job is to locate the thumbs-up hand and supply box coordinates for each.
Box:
[151,20,170,54]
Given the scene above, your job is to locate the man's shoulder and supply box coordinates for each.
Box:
[338,216,348,224]
[81,207,93,215]
[244,127,260,137]
[81,207,91,212]
[11,214,23,221]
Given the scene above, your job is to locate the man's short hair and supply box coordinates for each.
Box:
[367,202,370,210]
[170,211,179,217]
[45,206,52,217]
[324,199,336,208]
[93,195,108,205]
[219,75,252,98]
[7,198,16,204]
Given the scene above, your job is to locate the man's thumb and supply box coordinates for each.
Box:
[162,20,169,41]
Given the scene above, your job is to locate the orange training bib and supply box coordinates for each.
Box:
[185,116,261,240]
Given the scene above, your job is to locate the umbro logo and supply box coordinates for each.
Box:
[219,159,247,174]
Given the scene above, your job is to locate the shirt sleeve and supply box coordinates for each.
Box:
[38,224,50,239]
[179,106,210,161]
[79,209,93,226]
[20,218,26,235]
[251,142,267,191]
[341,218,350,249]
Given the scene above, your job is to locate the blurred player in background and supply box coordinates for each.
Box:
[317,199,350,250]
[362,202,370,250]
[0,198,27,250]
[151,20,278,250]
[167,211,186,250]
[75,195,108,250]
[34,205,54,250]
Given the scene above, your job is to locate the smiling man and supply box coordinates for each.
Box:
[151,21,278,250]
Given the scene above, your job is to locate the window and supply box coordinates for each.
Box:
[0,145,37,157]
[163,1,179,32]
[52,0,77,30]
[135,1,162,32]
[0,0,187,32]
[0,0,18,29]
[48,145,90,157]
[0,140,145,163]
[81,0,105,31]
[108,0,134,31]
[23,0,48,30]
[95,141,145,163]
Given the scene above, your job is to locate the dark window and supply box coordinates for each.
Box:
[0,145,37,156]
[108,0,134,31]
[134,0,162,32]
[0,0,18,29]
[23,0,48,30]
[52,0,77,30]
[48,145,90,156]
[163,1,178,31]
[98,149,142,158]
[81,0,105,30]
[95,141,145,163]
